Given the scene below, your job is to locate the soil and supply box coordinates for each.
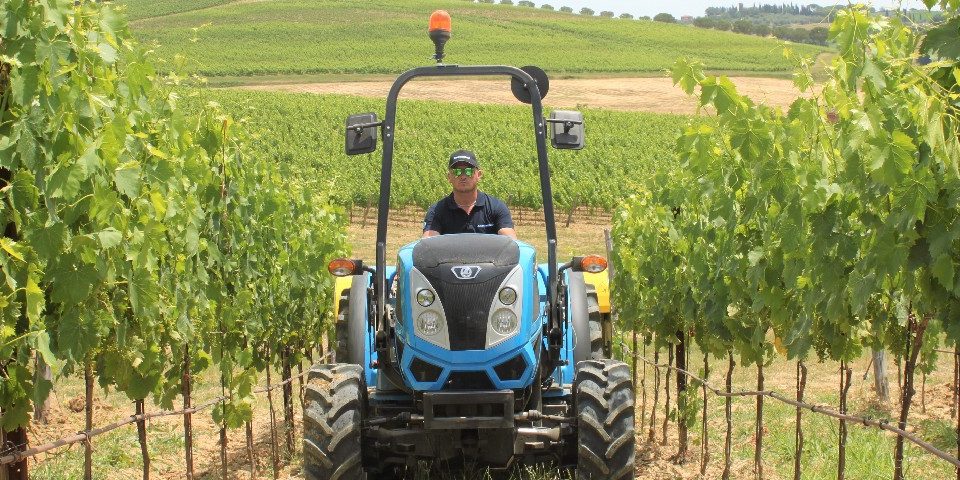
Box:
[233,76,812,115]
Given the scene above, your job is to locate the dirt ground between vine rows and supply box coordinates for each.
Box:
[234,76,811,114]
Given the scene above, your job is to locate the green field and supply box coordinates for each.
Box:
[119,0,825,77]
[189,89,689,209]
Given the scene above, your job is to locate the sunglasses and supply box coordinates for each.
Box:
[450,167,475,177]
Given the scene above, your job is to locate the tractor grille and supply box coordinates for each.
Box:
[494,354,527,381]
[410,357,443,383]
[445,371,495,390]
[429,274,507,350]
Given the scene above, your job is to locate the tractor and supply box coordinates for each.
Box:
[304,11,634,479]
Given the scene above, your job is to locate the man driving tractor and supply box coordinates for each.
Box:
[422,149,517,238]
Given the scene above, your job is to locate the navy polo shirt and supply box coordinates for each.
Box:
[423,191,514,235]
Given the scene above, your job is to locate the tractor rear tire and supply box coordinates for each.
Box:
[570,272,604,362]
[303,363,367,480]
[334,273,370,366]
[574,359,635,480]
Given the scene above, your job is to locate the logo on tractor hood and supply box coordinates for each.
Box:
[451,266,482,280]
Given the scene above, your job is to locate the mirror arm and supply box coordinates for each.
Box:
[347,121,384,133]
[544,117,583,134]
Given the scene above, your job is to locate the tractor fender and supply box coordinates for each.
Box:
[568,272,603,363]
[335,272,372,368]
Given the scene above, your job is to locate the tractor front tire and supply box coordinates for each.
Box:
[303,363,367,480]
[575,359,635,480]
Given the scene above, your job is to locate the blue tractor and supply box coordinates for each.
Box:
[303,11,634,479]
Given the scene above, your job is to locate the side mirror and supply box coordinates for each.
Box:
[345,113,381,155]
[547,110,584,150]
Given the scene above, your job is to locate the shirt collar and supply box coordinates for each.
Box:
[446,191,487,210]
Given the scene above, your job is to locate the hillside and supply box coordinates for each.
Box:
[118,0,825,77]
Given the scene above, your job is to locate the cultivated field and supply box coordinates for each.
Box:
[119,0,825,77]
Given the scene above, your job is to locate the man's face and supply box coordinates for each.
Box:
[447,162,481,193]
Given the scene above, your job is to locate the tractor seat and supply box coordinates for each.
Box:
[413,234,519,268]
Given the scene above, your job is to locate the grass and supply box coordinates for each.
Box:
[117,0,826,78]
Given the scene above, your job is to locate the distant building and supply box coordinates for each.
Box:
[680,15,694,23]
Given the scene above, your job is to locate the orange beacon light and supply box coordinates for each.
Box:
[429,10,451,63]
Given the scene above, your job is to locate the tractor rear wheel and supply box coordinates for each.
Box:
[303,363,367,480]
[574,359,635,480]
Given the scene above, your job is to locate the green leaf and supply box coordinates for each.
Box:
[114,162,141,198]
[48,260,98,306]
[25,277,44,324]
[920,16,960,61]
[932,254,955,291]
[10,65,38,106]
[27,222,66,260]
[46,163,85,200]
[670,58,705,96]
[94,228,122,249]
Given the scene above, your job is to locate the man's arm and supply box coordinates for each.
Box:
[422,203,441,238]
[494,198,517,239]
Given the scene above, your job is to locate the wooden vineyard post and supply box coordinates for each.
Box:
[794,362,807,480]
[33,353,52,424]
[648,346,660,443]
[676,331,688,460]
[266,354,280,479]
[662,343,673,446]
[755,363,764,480]
[84,361,94,480]
[136,400,150,480]
[640,338,647,427]
[282,347,295,454]
[722,354,734,480]
[183,346,195,480]
[632,326,639,414]
[953,348,959,419]
[246,420,257,479]
[894,312,930,480]
[701,355,710,476]
[838,361,852,480]
[873,349,890,404]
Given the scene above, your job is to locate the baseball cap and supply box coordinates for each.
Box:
[448,149,479,168]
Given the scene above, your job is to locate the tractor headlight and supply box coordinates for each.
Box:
[416,289,435,307]
[417,310,442,336]
[491,308,518,336]
[498,287,517,305]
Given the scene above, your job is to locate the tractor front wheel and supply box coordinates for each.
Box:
[574,359,635,480]
[303,363,367,480]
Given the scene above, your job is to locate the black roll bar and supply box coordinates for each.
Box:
[374,64,560,351]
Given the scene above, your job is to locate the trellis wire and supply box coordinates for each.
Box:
[0,351,333,467]
[620,341,960,470]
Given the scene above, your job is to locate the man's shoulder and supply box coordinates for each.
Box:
[480,191,509,207]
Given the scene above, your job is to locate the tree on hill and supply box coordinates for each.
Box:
[733,19,753,34]
[713,19,732,30]
[518,0,536,6]
[753,23,772,36]
[600,11,614,17]
[654,13,676,23]
[478,0,495,3]
[809,26,829,45]
[500,0,513,4]
[560,6,573,13]
[620,13,634,19]
[541,4,554,10]
[580,7,594,15]
[693,17,714,28]
[639,16,651,20]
